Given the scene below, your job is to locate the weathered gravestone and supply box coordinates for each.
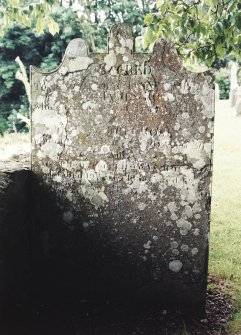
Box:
[30,24,215,311]
[230,63,239,107]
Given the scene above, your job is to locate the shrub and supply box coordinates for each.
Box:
[215,68,231,100]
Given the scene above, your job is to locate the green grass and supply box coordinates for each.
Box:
[210,100,241,334]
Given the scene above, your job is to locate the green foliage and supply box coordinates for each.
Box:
[0,0,59,36]
[0,116,8,135]
[0,8,81,133]
[216,68,231,100]
[144,0,241,67]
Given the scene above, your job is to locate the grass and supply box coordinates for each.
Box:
[0,132,30,161]
[210,100,241,334]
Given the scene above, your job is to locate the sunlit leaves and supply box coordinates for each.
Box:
[144,0,241,67]
[0,0,59,36]
[48,16,59,35]
[36,17,45,33]
[144,13,153,25]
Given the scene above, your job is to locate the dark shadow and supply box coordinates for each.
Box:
[0,170,207,335]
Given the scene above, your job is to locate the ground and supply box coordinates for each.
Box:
[0,100,240,334]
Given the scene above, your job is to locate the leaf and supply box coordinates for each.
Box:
[204,0,217,9]
[236,14,241,30]
[22,14,31,27]
[36,17,45,33]
[156,0,164,8]
[206,55,215,67]
[227,1,236,12]
[215,21,223,33]
[48,19,59,35]
[144,27,155,49]
[216,44,225,57]
[144,13,154,25]
[9,0,20,7]
[204,0,212,6]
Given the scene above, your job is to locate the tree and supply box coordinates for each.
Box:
[0,0,59,37]
[144,0,241,66]
[0,7,81,133]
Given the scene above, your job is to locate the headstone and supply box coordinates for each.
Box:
[30,24,215,311]
[236,98,241,116]
[230,63,239,107]
[215,83,220,101]
[235,68,241,115]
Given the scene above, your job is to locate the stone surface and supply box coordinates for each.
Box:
[30,24,215,310]
[236,97,241,116]
[230,63,239,107]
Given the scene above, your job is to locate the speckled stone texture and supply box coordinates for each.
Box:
[30,24,215,311]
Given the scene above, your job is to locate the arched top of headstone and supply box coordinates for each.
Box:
[30,23,212,76]
[65,38,89,57]
[108,23,134,53]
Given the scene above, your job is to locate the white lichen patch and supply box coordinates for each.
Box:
[199,84,215,118]
[138,202,146,211]
[193,228,200,236]
[100,145,110,154]
[151,173,162,184]
[180,80,189,94]
[191,248,198,256]
[39,142,63,161]
[172,249,179,256]
[143,240,152,249]
[82,101,96,111]
[42,166,50,174]
[181,245,189,252]
[169,260,183,272]
[167,202,177,213]
[81,185,109,209]
[32,108,67,142]
[82,221,89,228]
[68,56,93,72]
[164,92,175,102]
[63,211,74,224]
[53,175,62,183]
[199,126,205,133]
[182,140,211,169]
[163,83,171,91]
[170,241,178,249]
[91,83,98,90]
